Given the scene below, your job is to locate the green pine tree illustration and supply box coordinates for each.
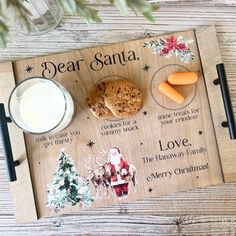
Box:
[46,150,93,212]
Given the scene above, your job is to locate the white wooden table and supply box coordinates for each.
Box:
[1,1,236,235]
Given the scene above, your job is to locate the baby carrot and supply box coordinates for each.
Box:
[168,72,198,85]
[158,82,185,104]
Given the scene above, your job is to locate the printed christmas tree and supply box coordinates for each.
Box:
[46,150,93,212]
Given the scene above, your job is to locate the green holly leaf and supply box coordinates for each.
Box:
[0,20,8,48]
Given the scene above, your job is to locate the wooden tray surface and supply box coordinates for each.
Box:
[0,26,235,223]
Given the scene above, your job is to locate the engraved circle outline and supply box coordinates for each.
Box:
[150,64,197,111]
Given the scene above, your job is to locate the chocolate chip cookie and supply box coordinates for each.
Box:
[87,81,114,119]
[104,79,142,118]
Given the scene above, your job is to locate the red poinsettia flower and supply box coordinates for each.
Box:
[160,46,170,55]
[177,43,187,51]
[166,36,179,50]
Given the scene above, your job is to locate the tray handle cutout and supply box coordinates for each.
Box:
[0,103,20,182]
[215,63,236,139]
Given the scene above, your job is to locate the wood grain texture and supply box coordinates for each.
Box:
[9,28,223,220]
[0,62,37,223]
[0,0,236,235]
[196,26,236,182]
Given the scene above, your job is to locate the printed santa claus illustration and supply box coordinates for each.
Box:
[107,147,131,199]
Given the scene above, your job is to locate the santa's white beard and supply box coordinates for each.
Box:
[110,153,122,165]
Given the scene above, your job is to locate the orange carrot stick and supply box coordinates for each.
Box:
[158,82,185,104]
[168,72,198,85]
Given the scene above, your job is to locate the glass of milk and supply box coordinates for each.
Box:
[8,77,75,134]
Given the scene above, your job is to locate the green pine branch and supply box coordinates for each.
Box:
[6,0,32,31]
[0,0,32,49]
[108,0,158,22]
[0,20,8,48]
[59,0,102,24]
[0,0,158,49]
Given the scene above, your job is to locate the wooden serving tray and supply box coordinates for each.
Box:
[0,26,236,223]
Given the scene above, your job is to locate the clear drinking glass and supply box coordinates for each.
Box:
[7,0,63,35]
[8,77,75,135]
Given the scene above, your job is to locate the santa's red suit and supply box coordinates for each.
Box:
[108,148,130,198]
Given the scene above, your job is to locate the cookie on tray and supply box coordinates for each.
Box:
[104,79,142,118]
[87,81,114,119]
